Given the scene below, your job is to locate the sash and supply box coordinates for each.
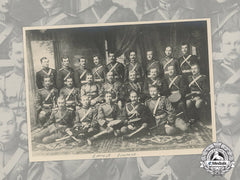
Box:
[212,7,240,36]
[221,63,235,75]
[91,6,118,23]
[189,75,202,91]
[55,111,68,123]
[0,148,25,180]
[131,63,138,72]
[169,76,179,89]
[163,58,173,70]
[0,24,13,45]
[44,13,67,26]
[42,69,52,76]
[80,108,92,122]
[180,55,191,67]
[45,89,54,102]
[65,88,75,101]
[129,82,140,91]
[225,69,240,85]
[63,71,71,81]
[153,97,161,116]
[109,63,118,73]
[152,79,158,85]
[157,8,182,20]
[80,70,87,80]
[93,65,103,79]
[126,104,139,119]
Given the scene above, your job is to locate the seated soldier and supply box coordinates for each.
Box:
[36,76,58,126]
[60,77,80,110]
[186,63,209,124]
[88,92,123,144]
[33,97,75,144]
[121,90,155,139]
[145,85,188,135]
[166,65,188,121]
[72,95,99,144]
[81,73,101,106]
[144,67,169,98]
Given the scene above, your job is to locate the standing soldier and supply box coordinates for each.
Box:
[33,97,75,144]
[77,0,138,24]
[141,0,196,21]
[178,43,198,77]
[161,46,180,75]
[92,55,106,86]
[36,76,58,126]
[186,63,209,124]
[36,57,57,89]
[59,77,80,110]
[32,0,76,26]
[125,50,144,82]
[145,50,163,78]
[56,56,74,89]
[106,52,125,83]
[74,57,90,88]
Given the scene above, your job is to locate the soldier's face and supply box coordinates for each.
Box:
[0,111,17,144]
[86,75,93,83]
[216,93,240,128]
[93,57,100,65]
[130,92,138,104]
[105,93,112,103]
[39,0,59,11]
[43,78,51,88]
[41,58,49,68]
[79,58,86,67]
[107,72,114,82]
[149,87,158,98]
[9,42,24,70]
[165,47,172,57]
[147,51,153,61]
[81,96,90,107]
[191,65,200,75]
[57,99,66,109]
[168,66,175,76]
[129,52,136,62]
[109,53,115,63]
[62,58,70,67]
[221,31,240,62]
[0,0,10,13]
[66,79,73,88]
[150,69,158,78]
[181,45,188,55]
[129,72,136,82]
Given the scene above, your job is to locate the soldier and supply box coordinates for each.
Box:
[0,107,42,180]
[100,71,123,104]
[72,95,99,144]
[32,0,76,26]
[77,0,138,24]
[56,56,74,89]
[59,77,80,110]
[106,52,125,83]
[178,43,198,77]
[186,63,209,123]
[145,50,163,78]
[213,29,240,91]
[121,90,154,139]
[88,92,123,143]
[209,0,240,52]
[161,46,180,75]
[141,0,196,21]
[36,57,57,89]
[125,50,144,82]
[36,76,58,126]
[144,67,170,98]
[74,57,90,88]
[81,73,101,106]
[145,85,188,135]
[0,0,21,59]
[33,96,75,144]
[92,55,106,86]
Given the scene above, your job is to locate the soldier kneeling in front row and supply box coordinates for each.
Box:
[145,85,188,135]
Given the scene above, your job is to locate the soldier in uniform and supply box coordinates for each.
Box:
[161,46,180,75]
[72,95,99,144]
[32,0,77,26]
[144,67,170,98]
[88,92,123,143]
[178,43,198,77]
[141,0,196,21]
[92,55,107,86]
[36,76,58,126]
[120,90,154,139]
[81,73,101,106]
[145,50,163,78]
[33,96,75,144]
[186,63,209,123]
[36,57,57,89]
[125,50,144,82]
[77,0,138,24]
[106,52,125,83]
[59,77,80,110]
[213,29,240,92]
[74,57,90,88]
[0,107,42,180]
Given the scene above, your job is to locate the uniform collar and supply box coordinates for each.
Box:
[0,138,18,152]
[45,7,63,17]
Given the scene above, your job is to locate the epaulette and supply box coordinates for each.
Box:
[143,7,158,16]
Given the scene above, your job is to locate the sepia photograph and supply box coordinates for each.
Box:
[23,19,216,162]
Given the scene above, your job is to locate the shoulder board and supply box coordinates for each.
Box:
[143,7,158,16]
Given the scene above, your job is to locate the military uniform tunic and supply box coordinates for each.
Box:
[106,62,125,82]
[161,57,181,75]
[56,67,74,89]
[144,77,170,97]
[36,68,57,89]
[73,67,90,88]
[125,62,145,82]
[178,54,198,77]
[60,87,80,108]
[92,64,106,84]
[166,75,187,98]
[100,81,122,102]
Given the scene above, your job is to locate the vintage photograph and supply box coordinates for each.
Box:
[23,19,215,162]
